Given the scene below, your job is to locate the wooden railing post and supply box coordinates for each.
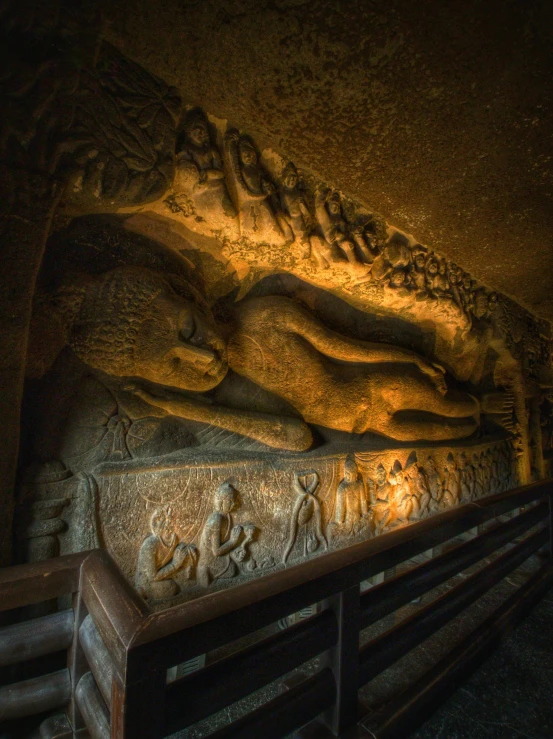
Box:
[111,647,166,739]
[67,591,89,732]
[321,585,361,735]
[547,490,553,559]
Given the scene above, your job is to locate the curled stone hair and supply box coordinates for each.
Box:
[64,265,206,377]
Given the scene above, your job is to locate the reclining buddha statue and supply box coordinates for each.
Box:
[31,265,480,453]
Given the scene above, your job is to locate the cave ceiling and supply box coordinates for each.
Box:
[102,0,553,321]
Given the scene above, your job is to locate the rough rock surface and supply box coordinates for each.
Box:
[103,0,553,320]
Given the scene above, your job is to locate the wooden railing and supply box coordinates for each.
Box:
[1,480,552,738]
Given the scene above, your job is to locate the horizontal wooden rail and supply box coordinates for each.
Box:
[208,667,336,739]
[75,671,110,739]
[360,502,549,629]
[359,526,548,685]
[0,609,74,667]
[79,615,116,707]
[1,479,549,738]
[0,552,89,612]
[0,669,71,720]
[164,608,338,733]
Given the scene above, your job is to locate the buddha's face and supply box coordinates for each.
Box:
[328,196,341,215]
[133,290,228,391]
[188,124,209,147]
[415,254,426,269]
[240,144,257,166]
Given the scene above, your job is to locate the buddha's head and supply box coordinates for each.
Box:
[66,266,227,391]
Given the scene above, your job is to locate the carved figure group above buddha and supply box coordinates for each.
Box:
[172,108,237,230]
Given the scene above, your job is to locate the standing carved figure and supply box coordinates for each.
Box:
[409,250,428,293]
[388,461,413,526]
[368,464,392,534]
[278,162,313,256]
[197,483,254,587]
[173,108,236,228]
[472,453,485,499]
[458,453,472,501]
[442,453,461,507]
[404,460,431,520]
[225,129,287,244]
[328,455,371,538]
[283,472,327,564]
[135,507,197,601]
[425,456,444,512]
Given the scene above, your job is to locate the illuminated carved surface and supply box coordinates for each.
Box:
[14,44,551,601]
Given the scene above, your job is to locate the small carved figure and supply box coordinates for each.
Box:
[283,471,327,564]
[197,483,255,587]
[173,108,236,227]
[472,453,485,498]
[387,461,414,526]
[368,463,392,534]
[447,264,464,309]
[458,452,472,501]
[424,456,444,512]
[278,162,313,255]
[312,190,369,275]
[409,249,428,293]
[442,453,461,507]
[387,268,411,292]
[135,507,197,600]
[225,129,288,244]
[404,459,431,519]
[328,455,371,538]
[372,239,412,282]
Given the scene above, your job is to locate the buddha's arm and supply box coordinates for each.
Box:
[129,386,313,452]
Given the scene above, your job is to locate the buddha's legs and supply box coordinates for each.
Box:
[373,376,479,441]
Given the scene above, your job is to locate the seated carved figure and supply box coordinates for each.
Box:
[173,108,237,229]
[135,507,197,601]
[41,265,480,452]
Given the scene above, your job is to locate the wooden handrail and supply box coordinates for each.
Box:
[127,480,552,663]
[1,479,551,738]
[0,552,89,612]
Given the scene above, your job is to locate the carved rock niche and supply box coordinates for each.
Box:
[17,44,552,606]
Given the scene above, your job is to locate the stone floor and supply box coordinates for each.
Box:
[406,583,553,739]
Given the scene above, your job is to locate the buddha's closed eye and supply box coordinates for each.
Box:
[180,313,196,342]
